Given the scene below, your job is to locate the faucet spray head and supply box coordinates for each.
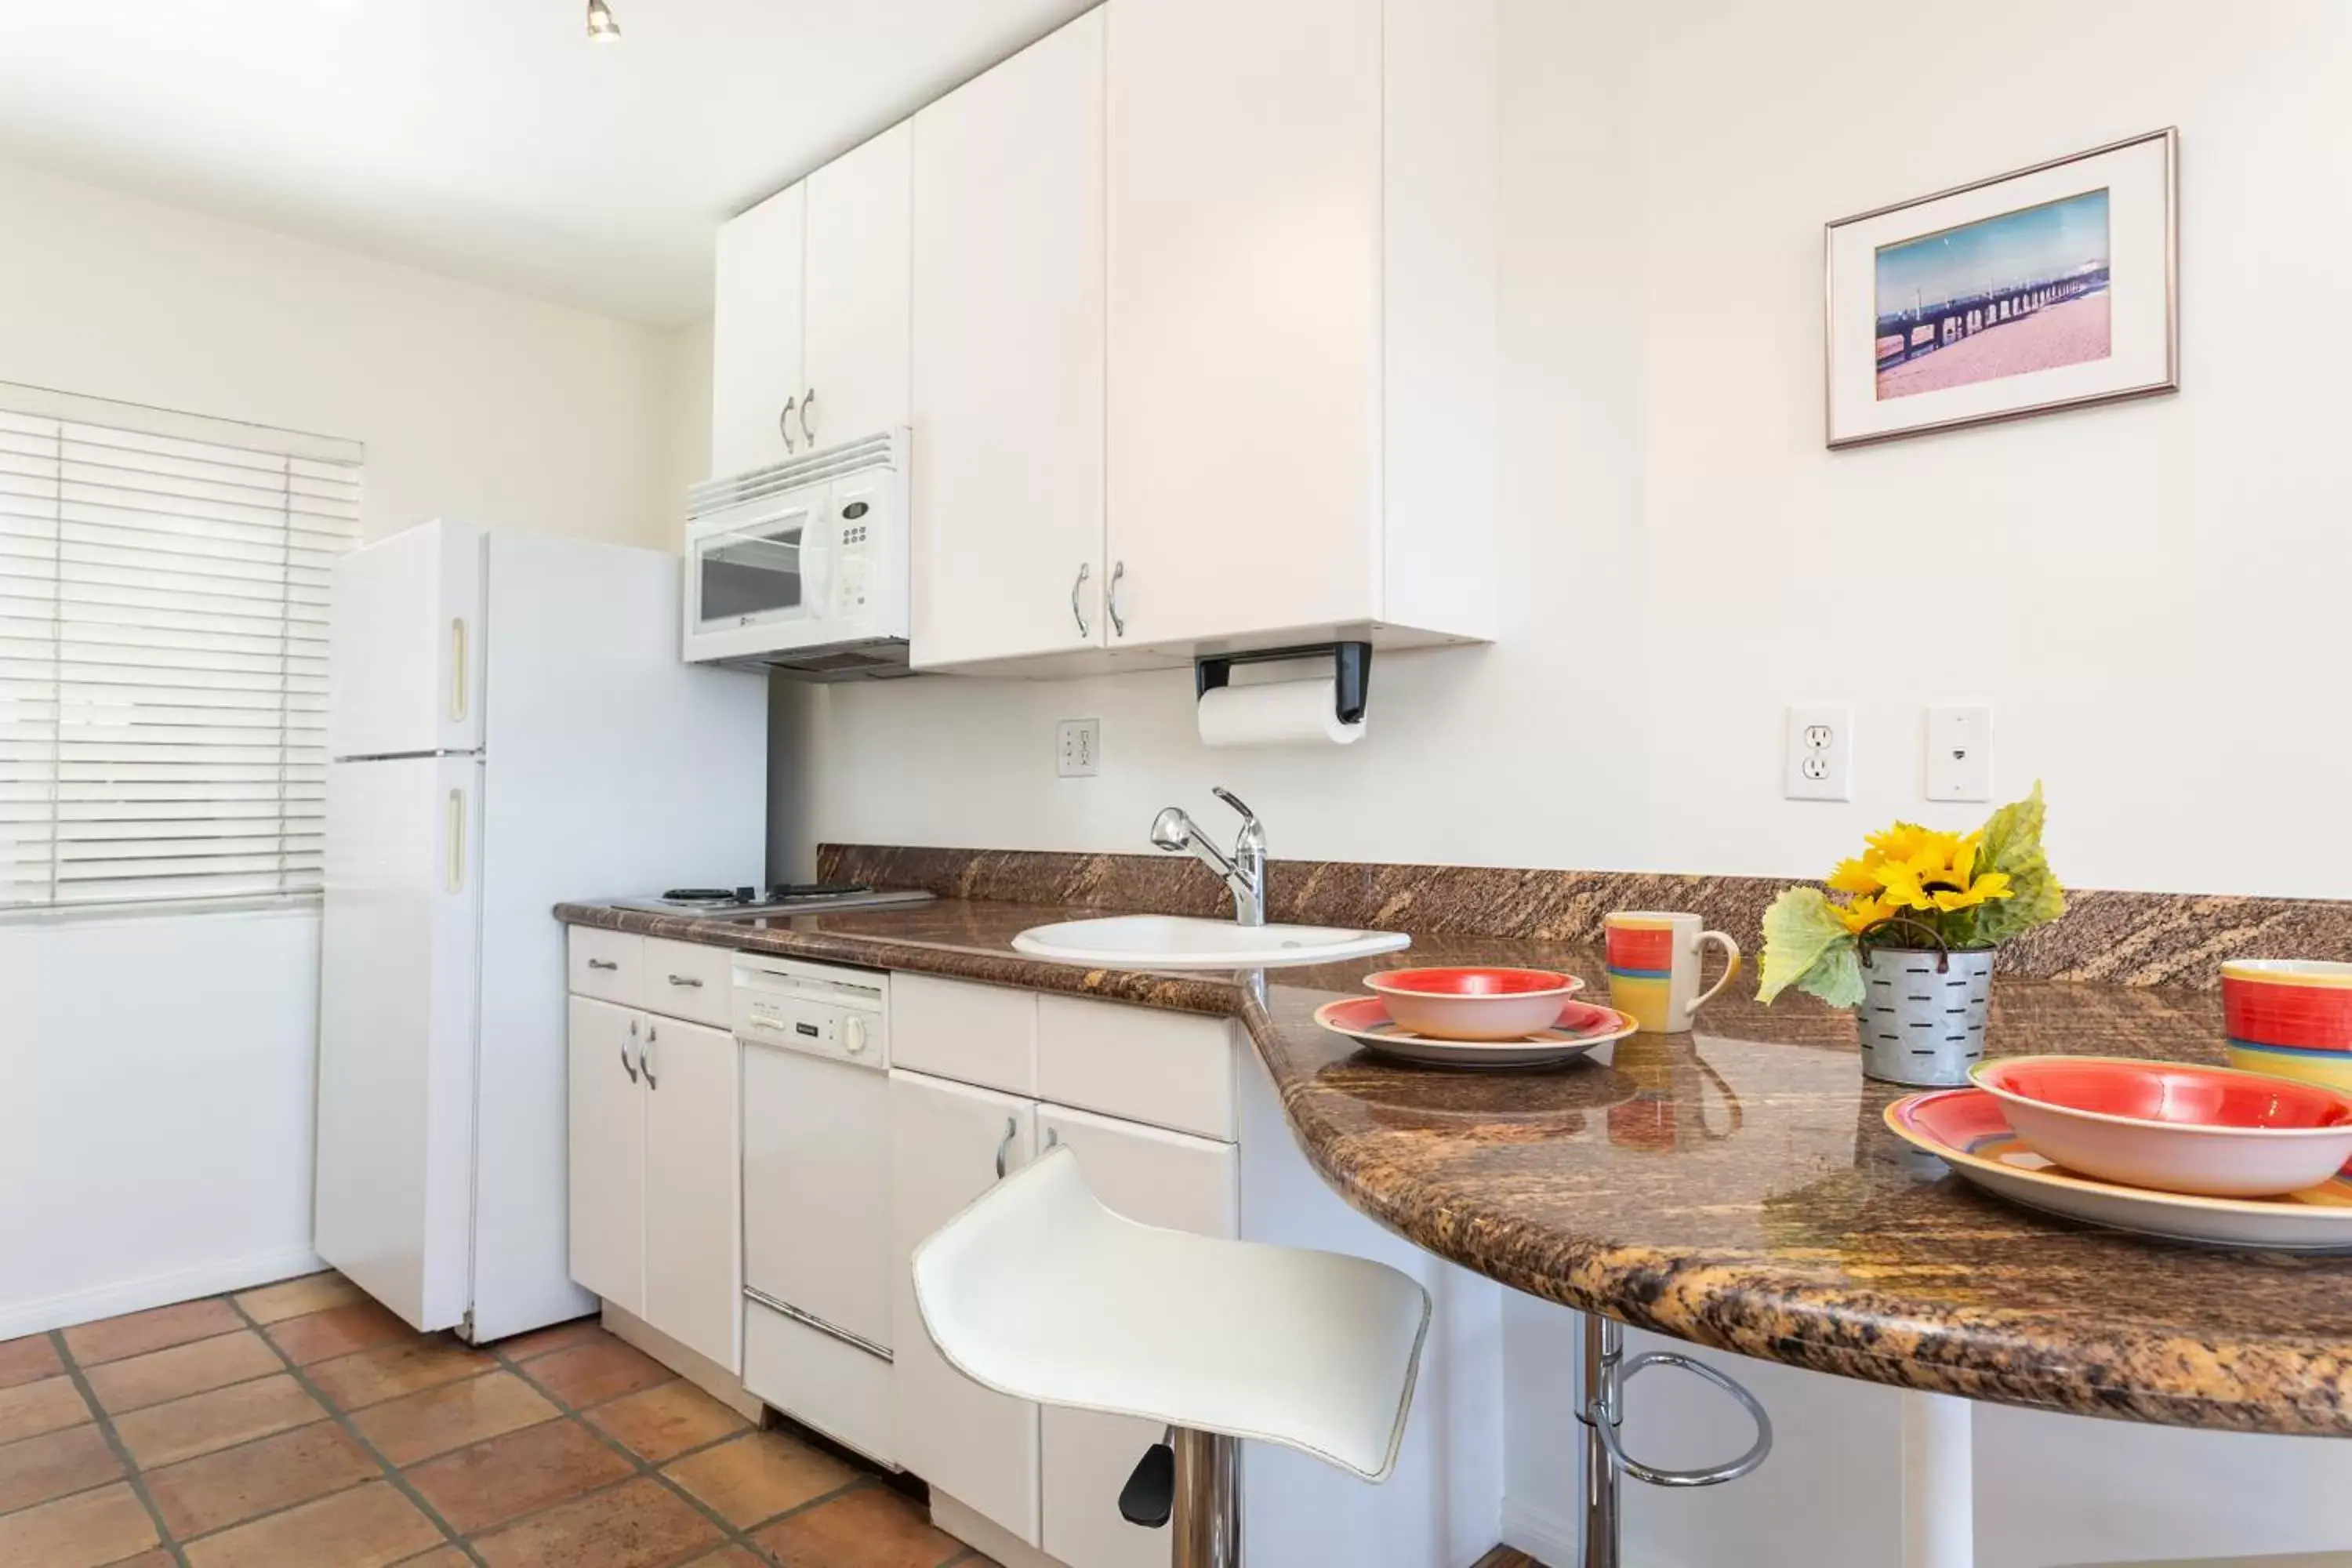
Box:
[1149,808,1193,852]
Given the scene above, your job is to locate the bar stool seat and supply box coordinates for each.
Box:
[912,1144,1431,1482]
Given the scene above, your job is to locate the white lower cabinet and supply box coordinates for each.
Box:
[566,997,646,1310]
[1037,1105,1238,1568]
[565,973,741,1373]
[641,1016,742,1372]
[889,1069,1043,1544]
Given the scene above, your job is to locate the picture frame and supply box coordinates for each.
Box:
[1824,129,2178,448]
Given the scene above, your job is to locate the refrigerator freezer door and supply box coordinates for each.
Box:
[328,518,485,760]
[316,753,484,1332]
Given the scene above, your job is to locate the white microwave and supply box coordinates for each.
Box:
[681,428,912,679]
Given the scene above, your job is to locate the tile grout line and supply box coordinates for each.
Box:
[222,1295,491,1568]
[483,1336,793,1564]
[44,1327,195,1568]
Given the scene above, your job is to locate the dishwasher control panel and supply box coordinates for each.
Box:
[732,953,888,1069]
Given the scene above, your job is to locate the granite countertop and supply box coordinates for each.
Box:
[556,894,2352,1438]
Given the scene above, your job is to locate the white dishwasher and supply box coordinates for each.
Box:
[735,953,895,1465]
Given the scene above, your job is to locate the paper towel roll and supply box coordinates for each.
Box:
[1196,677,1365,747]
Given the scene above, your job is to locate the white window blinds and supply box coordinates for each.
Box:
[0,385,362,911]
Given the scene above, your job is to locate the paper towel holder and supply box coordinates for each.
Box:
[1194,641,1372,726]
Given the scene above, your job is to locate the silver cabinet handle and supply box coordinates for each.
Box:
[622,1018,641,1083]
[1044,1127,1060,1150]
[1107,560,1127,638]
[1069,562,1091,637]
[445,789,465,893]
[586,958,619,971]
[450,619,469,724]
[642,1023,659,1091]
[800,387,817,447]
[993,1116,1017,1179]
[779,397,797,455]
[666,975,704,989]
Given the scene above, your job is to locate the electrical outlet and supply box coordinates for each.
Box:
[1926,706,1992,801]
[1056,717,1100,779]
[1784,705,1852,801]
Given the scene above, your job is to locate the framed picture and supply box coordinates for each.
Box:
[1824,129,2177,448]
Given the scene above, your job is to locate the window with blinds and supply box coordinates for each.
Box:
[0,385,362,912]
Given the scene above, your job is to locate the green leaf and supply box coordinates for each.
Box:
[1797,942,1867,1009]
[1758,887,1853,1004]
[1971,780,2067,945]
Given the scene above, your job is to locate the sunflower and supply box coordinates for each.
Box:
[1875,830,2015,913]
[1826,855,1884,895]
[1832,893,1903,934]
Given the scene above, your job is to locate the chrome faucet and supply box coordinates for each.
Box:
[1150,787,1267,927]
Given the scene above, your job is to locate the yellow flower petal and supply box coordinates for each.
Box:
[1827,856,1883,894]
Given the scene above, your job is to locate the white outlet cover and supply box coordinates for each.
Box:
[1784,705,1852,802]
[1926,706,1992,801]
[1056,717,1100,779]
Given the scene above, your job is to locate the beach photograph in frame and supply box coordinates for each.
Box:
[1825,129,2176,447]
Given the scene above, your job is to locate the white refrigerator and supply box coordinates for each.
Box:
[317,519,766,1342]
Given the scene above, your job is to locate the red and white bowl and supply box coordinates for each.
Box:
[1361,967,1585,1040]
[1971,1055,2352,1198]
[2223,959,2352,1052]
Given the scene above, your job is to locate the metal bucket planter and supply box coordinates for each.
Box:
[1854,920,1993,1087]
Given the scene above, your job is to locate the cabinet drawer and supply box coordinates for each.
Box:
[643,937,734,1029]
[890,972,1036,1095]
[1036,996,1236,1142]
[568,927,642,1007]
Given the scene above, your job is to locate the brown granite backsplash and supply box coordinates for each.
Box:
[818,844,2351,989]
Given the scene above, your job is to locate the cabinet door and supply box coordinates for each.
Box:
[565,997,646,1314]
[642,1018,742,1372]
[1105,0,1382,645]
[888,1069,1040,1544]
[1036,1107,1238,1568]
[804,122,912,446]
[909,10,1106,667]
[711,183,807,478]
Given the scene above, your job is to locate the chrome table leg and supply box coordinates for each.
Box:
[1900,1389,1973,1568]
[1573,1311,1775,1566]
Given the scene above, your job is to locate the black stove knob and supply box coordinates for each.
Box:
[735,886,757,904]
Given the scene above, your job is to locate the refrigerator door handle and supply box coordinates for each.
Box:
[450,619,469,725]
[445,788,465,894]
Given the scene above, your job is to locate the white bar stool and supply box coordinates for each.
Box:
[911,1145,1432,1568]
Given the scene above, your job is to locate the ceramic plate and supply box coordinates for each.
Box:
[1315,994,1635,1069]
[1886,1088,2352,1253]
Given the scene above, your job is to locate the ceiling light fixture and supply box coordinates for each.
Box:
[586,0,621,42]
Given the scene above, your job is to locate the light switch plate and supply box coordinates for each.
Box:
[1926,706,1992,801]
[1056,717,1100,778]
[1784,705,1852,801]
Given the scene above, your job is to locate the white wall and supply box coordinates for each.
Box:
[766,0,2352,1562]
[0,158,696,1334]
[0,910,323,1338]
[0,155,684,549]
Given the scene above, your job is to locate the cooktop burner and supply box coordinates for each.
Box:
[612,883,932,918]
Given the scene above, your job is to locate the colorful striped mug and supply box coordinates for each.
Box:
[1605,912,1742,1034]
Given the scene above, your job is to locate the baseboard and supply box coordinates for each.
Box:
[0,1247,324,1340]
[597,1300,766,1425]
[1500,1495,1580,1568]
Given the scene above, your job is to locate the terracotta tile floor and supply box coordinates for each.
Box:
[0,1272,993,1567]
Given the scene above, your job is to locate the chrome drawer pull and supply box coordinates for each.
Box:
[667,974,704,988]
[586,958,619,971]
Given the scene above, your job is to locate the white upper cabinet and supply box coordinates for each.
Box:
[710,183,806,480]
[909,11,1107,669]
[804,122,913,449]
[1102,0,1497,652]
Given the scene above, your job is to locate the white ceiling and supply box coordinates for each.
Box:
[0,0,1096,325]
